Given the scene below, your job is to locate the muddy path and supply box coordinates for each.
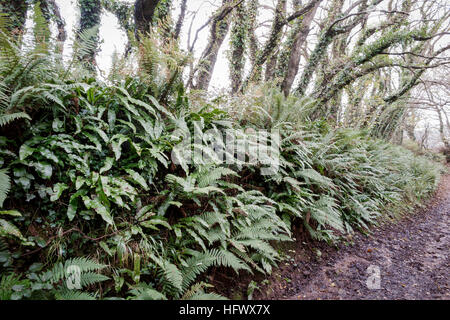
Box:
[252,171,450,300]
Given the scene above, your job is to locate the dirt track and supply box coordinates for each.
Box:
[255,171,450,300]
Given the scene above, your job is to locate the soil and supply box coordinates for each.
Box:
[214,169,449,300]
[247,170,450,300]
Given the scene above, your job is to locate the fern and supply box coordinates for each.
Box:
[196,166,239,188]
[0,21,443,302]
[46,257,107,286]
[0,112,31,127]
[0,168,10,207]
[0,273,24,300]
[55,289,96,300]
[149,253,183,292]
[79,272,110,287]
[72,25,100,72]
[128,284,167,300]
[181,282,227,300]
[0,210,26,242]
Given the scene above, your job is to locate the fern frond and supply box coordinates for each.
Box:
[48,257,106,284]
[188,292,228,300]
[80,272,109,287]
[0,273,24,300]
[149,253,183,291]
[55,289,96,300]
[209,249,251,274]
[0,113,31,127]
[0,169,11,207]
[0,218,24,240]
[196,167,238,188]
[128,284,167,300]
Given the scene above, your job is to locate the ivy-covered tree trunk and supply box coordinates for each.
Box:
[247,0,260,82]
[229,1,248,93]
[372,101,409,140]
[246,0,286,85]
[280,0,320,96]
[154,0,173,40]
[0,0,28,36]
[174,0,187,40]
[134,0,161,38]
[40,0,66,51]
[77,0,102,70]
[192,0,233,91]
[275,0,301,85]
[436,106,450,149]
[295,0,346,96]
[242,0,320,92]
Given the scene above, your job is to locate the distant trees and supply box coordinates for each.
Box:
[2,0,448,143]
[206,0,448,141]
[408,64,450,151]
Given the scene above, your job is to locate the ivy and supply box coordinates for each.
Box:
[228,2,248,93]
[77,0,102,68]
[0,0,28,34]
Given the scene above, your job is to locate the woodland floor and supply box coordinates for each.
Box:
[216,168,450,300]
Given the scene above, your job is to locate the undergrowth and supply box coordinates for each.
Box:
[0,9,445,300]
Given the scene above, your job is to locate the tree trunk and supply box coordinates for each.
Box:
[246,0,286,85]
[436,106,450,149]
[134,0,161,38]
[192,0,233,91]
[264,54,278,81]
[229,1,247,93]
[40,0,66,52]
[77,0,102,70]
[174,0,187,40]
[247,0,260,82]
[295,0,346,96]
[242,0,320,92]
[280,0,320,96]
[0,0,28,36]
